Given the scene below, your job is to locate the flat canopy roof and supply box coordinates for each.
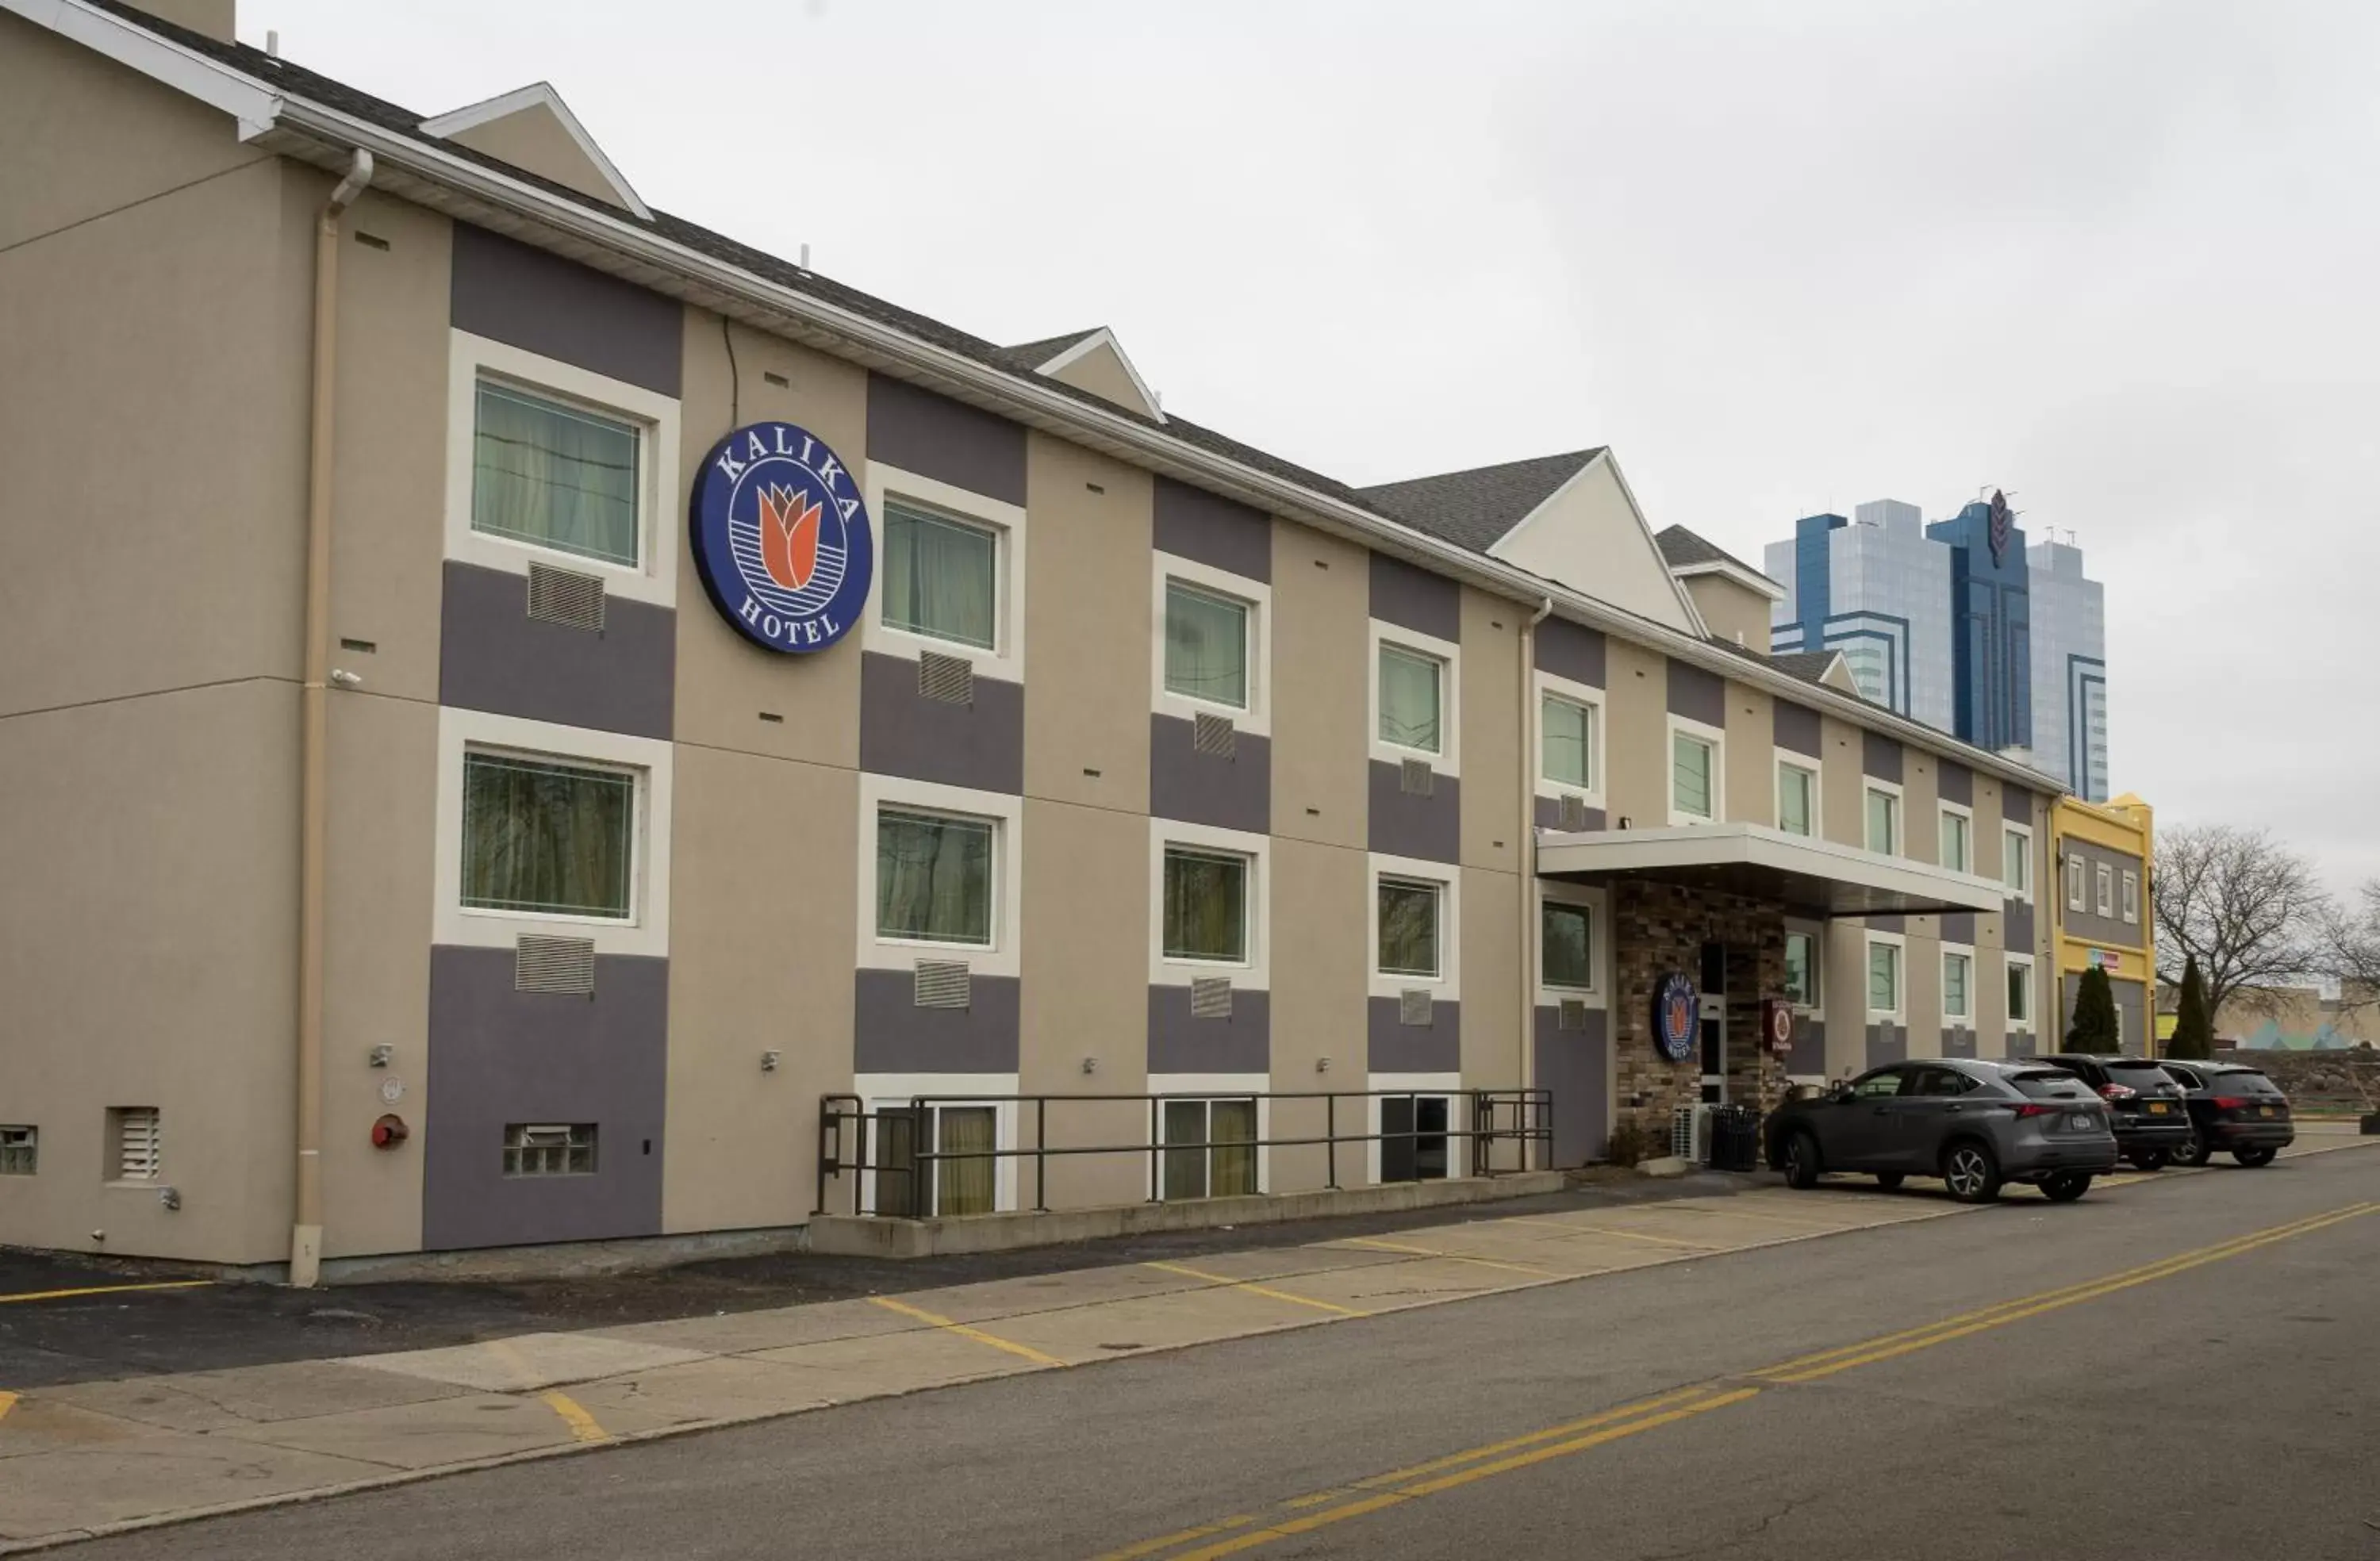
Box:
[1536,823,2007,919]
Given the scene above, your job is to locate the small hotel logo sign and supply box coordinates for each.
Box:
[1653,972,1699,1063]
[689,421,874,654]
[1987,489,2013,566]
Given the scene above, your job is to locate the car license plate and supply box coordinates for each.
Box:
[2069,1114,2094,1130]
[2259,1106,2274,1118]
[2147,1103,2169,1114]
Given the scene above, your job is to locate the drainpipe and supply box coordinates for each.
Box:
[1519,596,1553,1165]
[293,148,373,1289]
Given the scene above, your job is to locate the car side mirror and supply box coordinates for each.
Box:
[1828,1084,1855,1105]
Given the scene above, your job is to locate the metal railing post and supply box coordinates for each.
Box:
[1326,1092,1338,1190]
[1148,1095,1160,1202]
[1035,1096,1048,1213]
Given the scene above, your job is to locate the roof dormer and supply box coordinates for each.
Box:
[420,82,649,219]
[1010,327,1164,422]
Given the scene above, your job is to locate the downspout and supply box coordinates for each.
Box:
[293,148,372,1288]
[1519,596,1553,1165]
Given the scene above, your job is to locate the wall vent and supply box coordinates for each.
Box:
[109,1107,162,1181]
[918,651,974,706]
[914,960,972,1009]
[1558,997,1589,1031]
[1399,758,1434,797]
[1399,988,1434,1026]
[1189,976,1234,1019]
[526,563,606,631]
[1192,711,1237,758]
[1558,794,1589,831]
[515,934,597,995]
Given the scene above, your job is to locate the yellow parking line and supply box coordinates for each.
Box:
[0,1391,17,1423]
[538,1389,609,1445]
[867,1294,1067,1368]
[1143,1261,1368,1317]
[1562,1224,1718,1251]
[1333,1237,1563,1279]
[0,1280,213,1305]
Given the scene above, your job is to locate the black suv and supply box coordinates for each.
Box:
[2156,1060,2295,1166]
[2038,1054,2191,1168]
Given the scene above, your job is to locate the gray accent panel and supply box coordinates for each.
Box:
[438,562,674,740]
[1368,996,1460,1072]
[1368,553,1461,640]
[1534,1005,1608,1167]
[854,968,1021,1072]
[2058,839,2148,949]
[1940,911,1976,945]
[2004,785,2036,824]
[1863,731,1904,783]
[2059,974,2148,1057]
[1864,1023,1908,1069]
[1773,700,1823,758]
[1867,915,1905,934]
[2003,900,2036,951]
[858,651,1024,794]
[449,223,682,397]
[2007,1031,2039,1059]
[1942,1027,1977,1059]
[1368,761,1461,863]
[1149,715,1269,833]
[1534,796,1607,831]
[1787,1017,1825,1076]
[1937,759,1974,807]
[1535,618,1606,687]
[1147,986,1271,1074]
[1665,658,1726,727]
[423,945,666,1252]
[1154,477,1271,582]
[865,372,1027,505]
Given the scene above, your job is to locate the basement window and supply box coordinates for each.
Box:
[0,1126,34,1176]
[503,1123,597,1177]
[107,1108,161,1182]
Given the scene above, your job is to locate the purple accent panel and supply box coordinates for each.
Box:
[1788,1018,1825,1076]
[865,373,1027,505]
[858,652,1024,794]
[1666,658,1725,727]
[2004,784,2036,823]
[1535,618,1606,686]
[1940,912,1976,945]
[1147,987,1271,1074]
[449,224,681,397]
[1865,1023,1908,1069]
[1368,996,1460,1072]
[1534,796,1607,831]
[1863,731,1903,782]
[1368,553,1461,641]
[1866,914,1905,933]
[422,946,666,1252]
[1773,700,1823,758]
[1937,758,1974,807]
[1154,478,1271,582]
[853,968,1021,1072]
[1533,1005,1608,1166]
[1943,1027,1977,1059]
[2004,900,2036,950]
[2008,1030,2039,1059]
[439,562,674,740]
[1368,761,1460,863]
[1149,715,1269,833]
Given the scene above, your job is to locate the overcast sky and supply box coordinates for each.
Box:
[253,0,2380,887]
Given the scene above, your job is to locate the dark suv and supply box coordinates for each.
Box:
[1764,1059,2118,1203]
[2038,1054,2192,1168]
[2156,1060,2294,1167]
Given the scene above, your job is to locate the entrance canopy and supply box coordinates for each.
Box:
[1536,823,2006,919]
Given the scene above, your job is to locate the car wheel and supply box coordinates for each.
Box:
[2233,1146,2278,1168]
[2040,1171,2093,1202]
[2173,1131,2211,1168]
[2128,1150,2170,1172]
[1783,1130,1823,1190]
[1941,1141,2003,1204]
[1874,1172,1905,1191]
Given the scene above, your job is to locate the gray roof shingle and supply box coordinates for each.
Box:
[1357,450,1604,555]
[1655,524,1772,581]
[1006,328,1104,367]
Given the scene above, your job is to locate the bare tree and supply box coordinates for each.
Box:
[2151,824,2328,1024]
[2315,880,2380,1020]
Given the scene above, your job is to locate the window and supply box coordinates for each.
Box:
[1852,1068,1906,1099]
[1672,732,1716,821]
[1541,694,1595,790]
[2008,957,2034,1026]
[0,1126,34,1176]
[875,1104,997,1217]
[1542,901,1593,990]
[2004,827,2032,898]
[1868,940,1902,1016]
[1784,931,1819,1008]
[503,1123,596,1177]
[2121,871,2140,925]
[877,810,994,946]
[1161,1099,1258,1201]
[1910,1066,1977,1097]
[1944,952,1971,1021]
[1380,1095,1451,1182]
[1162,581,1250,710]
[461,753,637,919]
[1865,788,1899,854]
[1777,761,1817,837]
[107,1107,161,1182]
[470,380,641,567]
[881,501,998,651]
[1163,846,1250,964]
[1378,644,1443,754]
[2095,862,2115,919]
[1378,877,1442,978]
[2067,856,2087,911]
[1940,809,1971,873]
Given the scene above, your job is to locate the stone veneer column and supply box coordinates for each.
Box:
[1611,880,1793,1150]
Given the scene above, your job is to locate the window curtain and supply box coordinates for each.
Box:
[1210,1099,1257,1197]
[1541,696,1590,786]
[1541,903,1591,988]
[1161,1099,1208,1200]
[1162,850,1246,961]
[1164,584,1249,708]
[1867,792,1895,853]
[461,754,634,917]
[877,812,992,942]
[1779,769,1813,834]
[935,1107,996,1217]
[1378,880,1439,976]
[472,383,639,566]
[1942,814,1968,870]
[883,504,996,649]
[1869,946,1898,1011]
[1672,734,1712,816]
[1378,647,1441,751]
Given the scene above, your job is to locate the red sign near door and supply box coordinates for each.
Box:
[1762,999,1795,1055]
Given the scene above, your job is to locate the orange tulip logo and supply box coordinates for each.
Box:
[758,484,823,592]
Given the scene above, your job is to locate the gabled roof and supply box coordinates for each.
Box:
[1359,450,1605,555]
[1008,325,1165,423]
[1656,525,1786,600]
[1005,328,1103,366]
[1770,650,1849,686]
[417,82,648,219]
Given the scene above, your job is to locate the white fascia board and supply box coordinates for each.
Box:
[1032,326,1165,423]
[1535,823,2008,916]
[5,0,282,137]
[1670,558,1788,602]
[417,81,651,221]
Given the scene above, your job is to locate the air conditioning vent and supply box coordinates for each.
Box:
[1192,711,1237,758]
[525,563,606,631]
[1399,757,1434,797]
[914,960,972,1009]
[1558,998,1588,1031]
[1190,976,1234,1019]
[1558,795,1588,831]
[515,934,597,995]
[918,651,974,706]
[109,1107,161,1181]
[1399,988,1434,1026]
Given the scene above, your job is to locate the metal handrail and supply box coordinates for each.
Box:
[815,1087,1550,1218]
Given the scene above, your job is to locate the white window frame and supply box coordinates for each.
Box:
[1774,753,1821,838]
[859,775,1023,979]
[443,332,680,607]
[1157,839,1257,969]
[1666,715,1726,827]
[1533,669,1605,807]
[2003,822,2034,902]
[2095,861,2115,919]
[1368,853,1461,1001]
[1866,931,1906,1022]
[862,462,1030,679]
[854,1072,1020,1218]
[1938,801,1973,873]
[1536,880,1606,1002]
[1148,1073,1271,1201]
[1783,925,1822,1013]
[1864,778,1903,857]
[1942,945,1975,1024]
[434,708,672,958]
[1365,1072,1463,1187]
[1149,819,1269,991]
[2121,870,2140,925]
[1152,553,1272,734]
[2067,854,2088,911]
[1368,621,1461,774]
[2006,952,2036,1034]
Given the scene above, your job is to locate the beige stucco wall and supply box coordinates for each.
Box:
[1269,521,1368,853]
[1022,434,1153,810]
[1681,575,1772,653]
[1268,835,1368,1190]
[1042,340,1150,416]
[442,107,622,211]
[1822,921,1870,1079]
[1457,588,1523,875]
[1818,715,1866,849]
[1489,458,1697,635]
[1460,865,1523,1089]
[1603,639,1668,827]
[1722,677,1775,827]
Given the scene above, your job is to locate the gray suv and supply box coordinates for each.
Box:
[1765,1060,2121,1203]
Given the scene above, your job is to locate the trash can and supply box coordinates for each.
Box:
[1708,1106,1761,1173]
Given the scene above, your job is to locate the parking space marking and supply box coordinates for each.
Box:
[537,1389,610,1444]
[1142,1261,1369,1317]
[0,1279,213,1305]
[1332,1237,1563,1279]
[867,1293,1068,1368]
[1560,1223,1719,1251]
[0,1390,17,1424]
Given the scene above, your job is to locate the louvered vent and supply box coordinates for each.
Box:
[515,934,597,995]
[914,960,972,1009]
[1399,758,1434,797]
[1558,795,1589,831]
[111,1107,162,1181]
[1399,988,1434,1026]
[1189,976,1234,1019]
[918,651,974,706]
[1192,711,1237,758]
[526,563,606,631]
[1558,998,1589,1031]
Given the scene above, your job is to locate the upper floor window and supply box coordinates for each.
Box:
[1162,846,1250,964]
[2095,861,2115,919]
[877,808,993,947]
[1378,644,1444,755]
[471,381,641,567]
[2007,956,2034,1026]
[1542,900,1593,990]
[1940,808,1971,874]
[2004,826,2033,899]
[1672,732,1718,822]
[462,752,637,920]
[1542,694,1596,791]
[2067,856,2087,911]
[1164,581,1251,711]
[1868,939,1902,1017]
[1378,876,1444,979]
[1777,761,1817,837]
[1865,787,1900,855]
[881,501,998,651]
[2121,870,2140,925]
[1784,930,1819,1008]
[1943,951,1972,1021]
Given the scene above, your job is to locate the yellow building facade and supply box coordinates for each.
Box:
[2050,794,2155,1053]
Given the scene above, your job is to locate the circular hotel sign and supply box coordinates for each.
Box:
[1653,972,1699,1063]
[689,420,874,654]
